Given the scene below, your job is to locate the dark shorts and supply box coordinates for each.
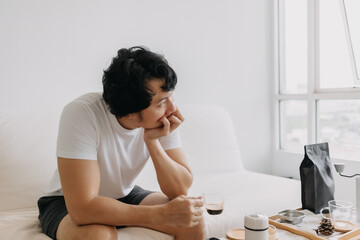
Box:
[37,185,154,240]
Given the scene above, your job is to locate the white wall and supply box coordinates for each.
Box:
[0,0,274,173]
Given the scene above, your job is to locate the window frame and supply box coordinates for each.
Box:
[340,0,360,84]
[274,0,360,157]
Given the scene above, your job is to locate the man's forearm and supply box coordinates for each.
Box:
[69,195,163,226]
[145,139,193,199]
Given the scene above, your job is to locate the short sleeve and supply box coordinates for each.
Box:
[158,128,182,150]
[56,102,98,160]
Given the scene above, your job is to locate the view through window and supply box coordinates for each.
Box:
[343,0,360,82]
[277,0,360,160]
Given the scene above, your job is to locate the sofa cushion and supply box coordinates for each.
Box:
[180,105,244,175]
[0,108,61,211]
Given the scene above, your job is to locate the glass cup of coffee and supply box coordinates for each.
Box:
[202,192,225,215]
[320,200,353,221]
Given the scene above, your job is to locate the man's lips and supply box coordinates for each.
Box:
[144,114,175,130]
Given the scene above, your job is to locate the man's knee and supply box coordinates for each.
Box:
[84,224,118,240]
[57,215,118,240]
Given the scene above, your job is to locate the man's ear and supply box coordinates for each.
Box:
[116,112,142,129]
[126,112,138,119]
[125,112,142,123]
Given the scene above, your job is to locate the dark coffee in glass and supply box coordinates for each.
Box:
[206,203,224,215]
[203,192,225,215]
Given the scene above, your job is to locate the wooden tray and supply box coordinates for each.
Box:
[226,227,278,240]
[269,214,360,240]
[337,228,360,240]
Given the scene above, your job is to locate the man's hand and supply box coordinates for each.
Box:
[155,195,203,228]
[144,109,184,142]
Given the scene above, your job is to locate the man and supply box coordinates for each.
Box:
[37,46,205,240]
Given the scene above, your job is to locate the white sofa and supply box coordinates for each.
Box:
[0,105,301,239]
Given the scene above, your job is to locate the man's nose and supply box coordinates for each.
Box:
[166,97,177,115]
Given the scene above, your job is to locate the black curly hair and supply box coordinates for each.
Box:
[102,46,177,117]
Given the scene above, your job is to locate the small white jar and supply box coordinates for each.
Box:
[244,213,269,240]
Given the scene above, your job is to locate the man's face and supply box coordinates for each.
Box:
[138,79,177,129]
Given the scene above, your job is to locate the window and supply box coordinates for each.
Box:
[342,0,360,84]
[276,0,360,160]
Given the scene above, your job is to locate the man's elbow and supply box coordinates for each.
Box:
[164,182,192,199]
[69,206,98,225]
[68,211,86,226]
[66,203,93,226]
[178,174,193,196]
[166,189,189,200]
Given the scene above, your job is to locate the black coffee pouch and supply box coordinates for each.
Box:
[299,142,335,214]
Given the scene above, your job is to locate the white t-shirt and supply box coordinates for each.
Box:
[45,92,182,199]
